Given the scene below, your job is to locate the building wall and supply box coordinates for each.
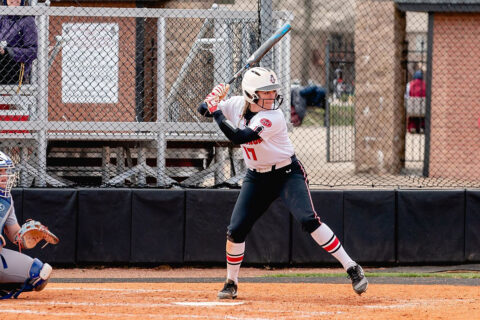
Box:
[429,13,480,180]
[354,0,406,174]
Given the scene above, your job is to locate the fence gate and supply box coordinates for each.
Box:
[325,39,355,162]
[402,37,427,169]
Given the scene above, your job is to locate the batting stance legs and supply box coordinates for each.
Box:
[0,248,52,299]
[218,161,368,299]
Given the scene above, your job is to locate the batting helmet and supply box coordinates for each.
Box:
[0,151,16,198]
[242,67,283,109]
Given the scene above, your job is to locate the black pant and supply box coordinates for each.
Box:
[227,159,322,243]
[0,53,22,85]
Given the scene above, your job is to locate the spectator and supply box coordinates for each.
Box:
[0,0,38,86]
[405,70,426,133]
[333,68,347,99]
[290,82,326,127]
[300,84,326,109]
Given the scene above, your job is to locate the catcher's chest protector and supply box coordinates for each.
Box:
[0,197,12,233]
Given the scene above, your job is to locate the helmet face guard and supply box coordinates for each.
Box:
[0,151,16,198]
[242,67,283,110]
[254,93,284,110]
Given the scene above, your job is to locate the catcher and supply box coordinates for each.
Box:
[0,151,59,299]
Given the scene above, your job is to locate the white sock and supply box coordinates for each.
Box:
[311,223,356,271]
[226,240,245,284]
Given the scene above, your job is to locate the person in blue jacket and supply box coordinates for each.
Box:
[291,83,326,126]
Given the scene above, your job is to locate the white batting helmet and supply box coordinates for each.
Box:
[0,151,16,198]
[242,67,282,105]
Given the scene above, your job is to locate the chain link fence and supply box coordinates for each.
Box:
[0,1,479,189]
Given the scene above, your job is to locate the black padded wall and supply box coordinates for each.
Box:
[77,189,132,263]
[184,190,291,265]
[184,189,238,263]
[291,190,344,264]
[8,188,475,266]
[243,198,290,264]
[466,190,480,262]
[22,189,77,264]
[131,189,185,263]
[344,190,396,263]
[397,190,465,263]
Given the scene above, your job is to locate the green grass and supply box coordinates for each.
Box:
[266,272,480,279]
[301,105,355,127]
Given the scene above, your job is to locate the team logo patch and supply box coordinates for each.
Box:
[270,75,276,83]
[0,203,4,212]
[260,118,272,127]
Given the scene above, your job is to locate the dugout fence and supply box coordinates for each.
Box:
[1,1,480,189]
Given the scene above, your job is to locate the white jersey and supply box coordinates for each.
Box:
[218,96,295,169]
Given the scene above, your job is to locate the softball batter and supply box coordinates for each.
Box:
[0,151,53,299]
[198,67,368,299]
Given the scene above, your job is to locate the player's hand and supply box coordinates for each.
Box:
[204,83,229,113]
[0,234,5,248]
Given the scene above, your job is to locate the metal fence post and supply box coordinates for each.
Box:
[259,0,274,69]
[325,40,331,163]
[35,11,48,187]
[156,16,167,186]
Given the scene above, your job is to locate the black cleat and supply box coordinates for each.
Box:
[217,279,238,299]
[347,264,368,295]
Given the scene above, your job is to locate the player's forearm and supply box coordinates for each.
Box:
[213,111,260,144]
[5,223,20,244]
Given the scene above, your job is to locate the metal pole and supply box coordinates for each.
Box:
[36,11,48,187]
[214,147,227,184]
[325,40,331,162]
[241,23,251,69]
[135,16,145,122]
[156,17,167,186]
[423,13,434,177]
[138,146,146,185]
[116,147,123,175]
[20,146,28,187]
[259,0,273,68]
[102,146,110,184]
[214,20,232,84]
[278,19,291,123]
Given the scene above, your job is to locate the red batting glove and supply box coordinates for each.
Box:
[204,83,230,114]
[205,97,220,113]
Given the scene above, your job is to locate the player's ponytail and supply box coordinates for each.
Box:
[237,101,250,127]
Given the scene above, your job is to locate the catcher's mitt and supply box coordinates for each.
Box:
[14,219,59,252]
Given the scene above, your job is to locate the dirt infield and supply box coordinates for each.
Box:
[2,267,479,320]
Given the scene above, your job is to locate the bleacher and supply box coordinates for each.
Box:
[0,4,292,188]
